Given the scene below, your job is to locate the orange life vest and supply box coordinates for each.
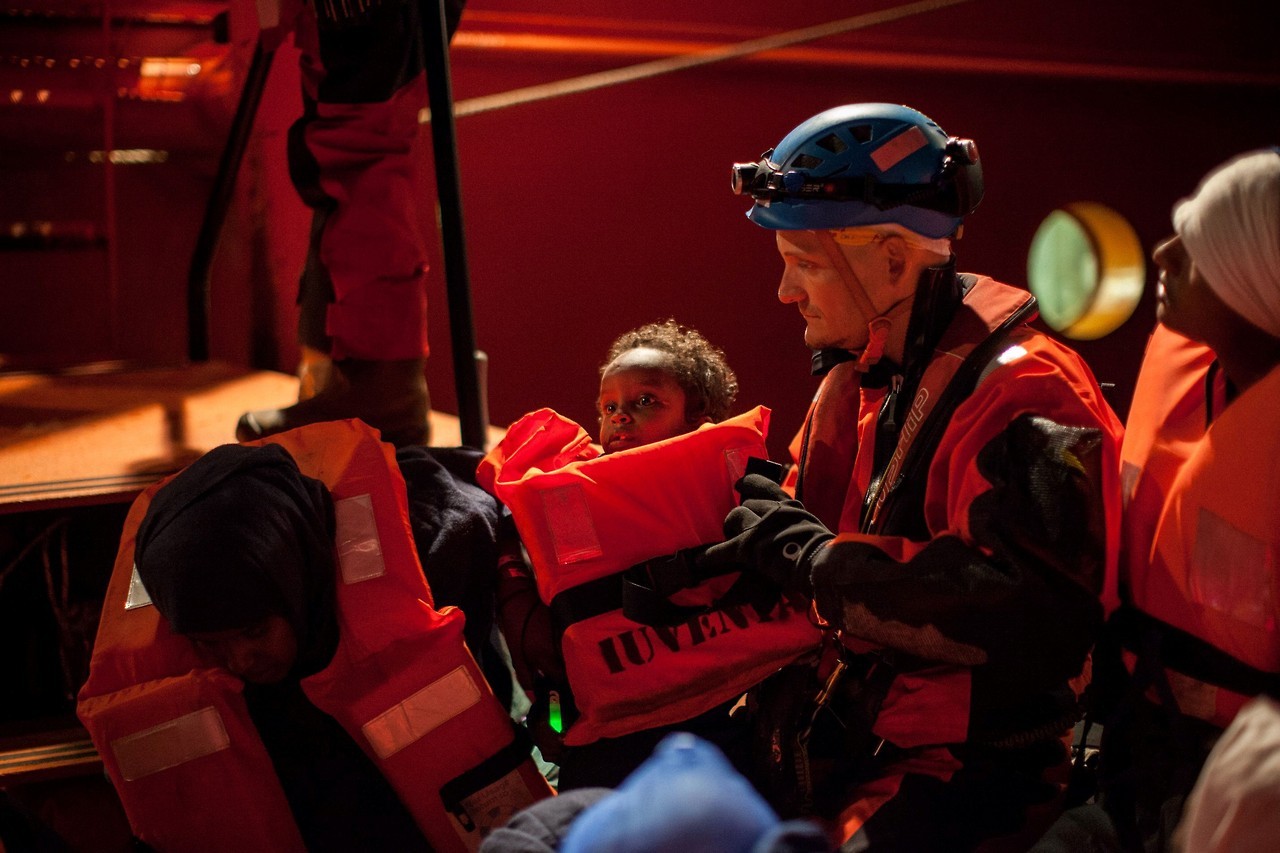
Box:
[1119,325,1221,616]
[1127,364,1280,727]
[478,406,825,746]
[77,420,552,853]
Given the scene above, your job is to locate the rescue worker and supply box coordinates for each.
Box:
[1090,147,1280,852]
[236,0,467,447]
[702,103,1124,850]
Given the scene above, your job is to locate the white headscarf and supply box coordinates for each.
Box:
[1175,696,1280,852]
[1173,148,1280,338]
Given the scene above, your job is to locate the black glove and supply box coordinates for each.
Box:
[700,473,834,597]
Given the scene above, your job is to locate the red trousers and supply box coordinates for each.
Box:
[288,1,431,361]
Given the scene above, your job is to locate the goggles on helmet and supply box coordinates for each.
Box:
[830,228,887,247]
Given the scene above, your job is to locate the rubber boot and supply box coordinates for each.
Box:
[237,357,430,447]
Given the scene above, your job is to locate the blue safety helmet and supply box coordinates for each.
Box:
[731,103,984,238]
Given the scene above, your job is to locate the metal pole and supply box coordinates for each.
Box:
[187,35,276,362]
[420,0,485,449]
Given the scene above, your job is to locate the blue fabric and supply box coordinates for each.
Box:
[560,733,828,853]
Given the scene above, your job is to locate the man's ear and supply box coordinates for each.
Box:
[881,234,912,288]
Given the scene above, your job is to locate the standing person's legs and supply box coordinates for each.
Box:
[239,0,433,447]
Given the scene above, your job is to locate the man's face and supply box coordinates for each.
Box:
[186,614,299,684]
[597,347,701,453]
[1153,233,1230,345]
[774,229,890,351]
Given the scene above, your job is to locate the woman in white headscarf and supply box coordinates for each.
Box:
[1159,148,1280,389]
[1078,148,1280,853]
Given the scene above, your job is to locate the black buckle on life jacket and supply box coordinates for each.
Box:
[621,546,719,627]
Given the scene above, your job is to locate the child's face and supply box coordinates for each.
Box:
[597,347,707,453]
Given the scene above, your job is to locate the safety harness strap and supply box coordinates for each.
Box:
[861,276,1036,533]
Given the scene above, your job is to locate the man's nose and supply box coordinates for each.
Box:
[611,407,633,424]
[778,270,803,304]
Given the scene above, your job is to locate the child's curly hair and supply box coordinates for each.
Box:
[601,319,739,422]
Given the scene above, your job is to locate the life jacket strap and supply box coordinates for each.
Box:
[1112,605,1280,702]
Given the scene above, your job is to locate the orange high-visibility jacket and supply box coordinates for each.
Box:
[796,276,1123,754]
[785,274,1124,845]
[78,420,552,853]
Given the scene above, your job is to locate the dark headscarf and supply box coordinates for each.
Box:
[134,443,338,676]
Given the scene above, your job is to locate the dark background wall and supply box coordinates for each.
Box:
[435,0,1280,458]
[3,0,1278,460]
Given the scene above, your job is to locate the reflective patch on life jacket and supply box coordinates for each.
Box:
[112,705,230,781]
[125,564,153,610]
[1191,507,1274,630]
[1121,460,1142,511]
[362,665,482,759]
[334,493,387,583]
[541,484,603,564]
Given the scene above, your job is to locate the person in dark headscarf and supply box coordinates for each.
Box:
[135,443,337,684]
[134,442,429,852]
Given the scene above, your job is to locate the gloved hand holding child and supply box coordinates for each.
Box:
[700,473,835,597]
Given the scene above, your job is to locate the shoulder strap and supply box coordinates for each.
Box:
[861,277,1036,534]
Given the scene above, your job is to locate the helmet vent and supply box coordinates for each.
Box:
[847,124,874,143]
[815,133,847,154]
[792,153,824,169]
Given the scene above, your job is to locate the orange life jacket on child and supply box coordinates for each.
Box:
[77,420,552,853]
[478,406,825,746]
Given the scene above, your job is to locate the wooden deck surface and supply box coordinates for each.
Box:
[0,361,503,513]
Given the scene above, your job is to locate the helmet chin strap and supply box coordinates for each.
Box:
[814,230,905,372]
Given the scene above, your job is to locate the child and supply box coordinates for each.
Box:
[493,320,742,779]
